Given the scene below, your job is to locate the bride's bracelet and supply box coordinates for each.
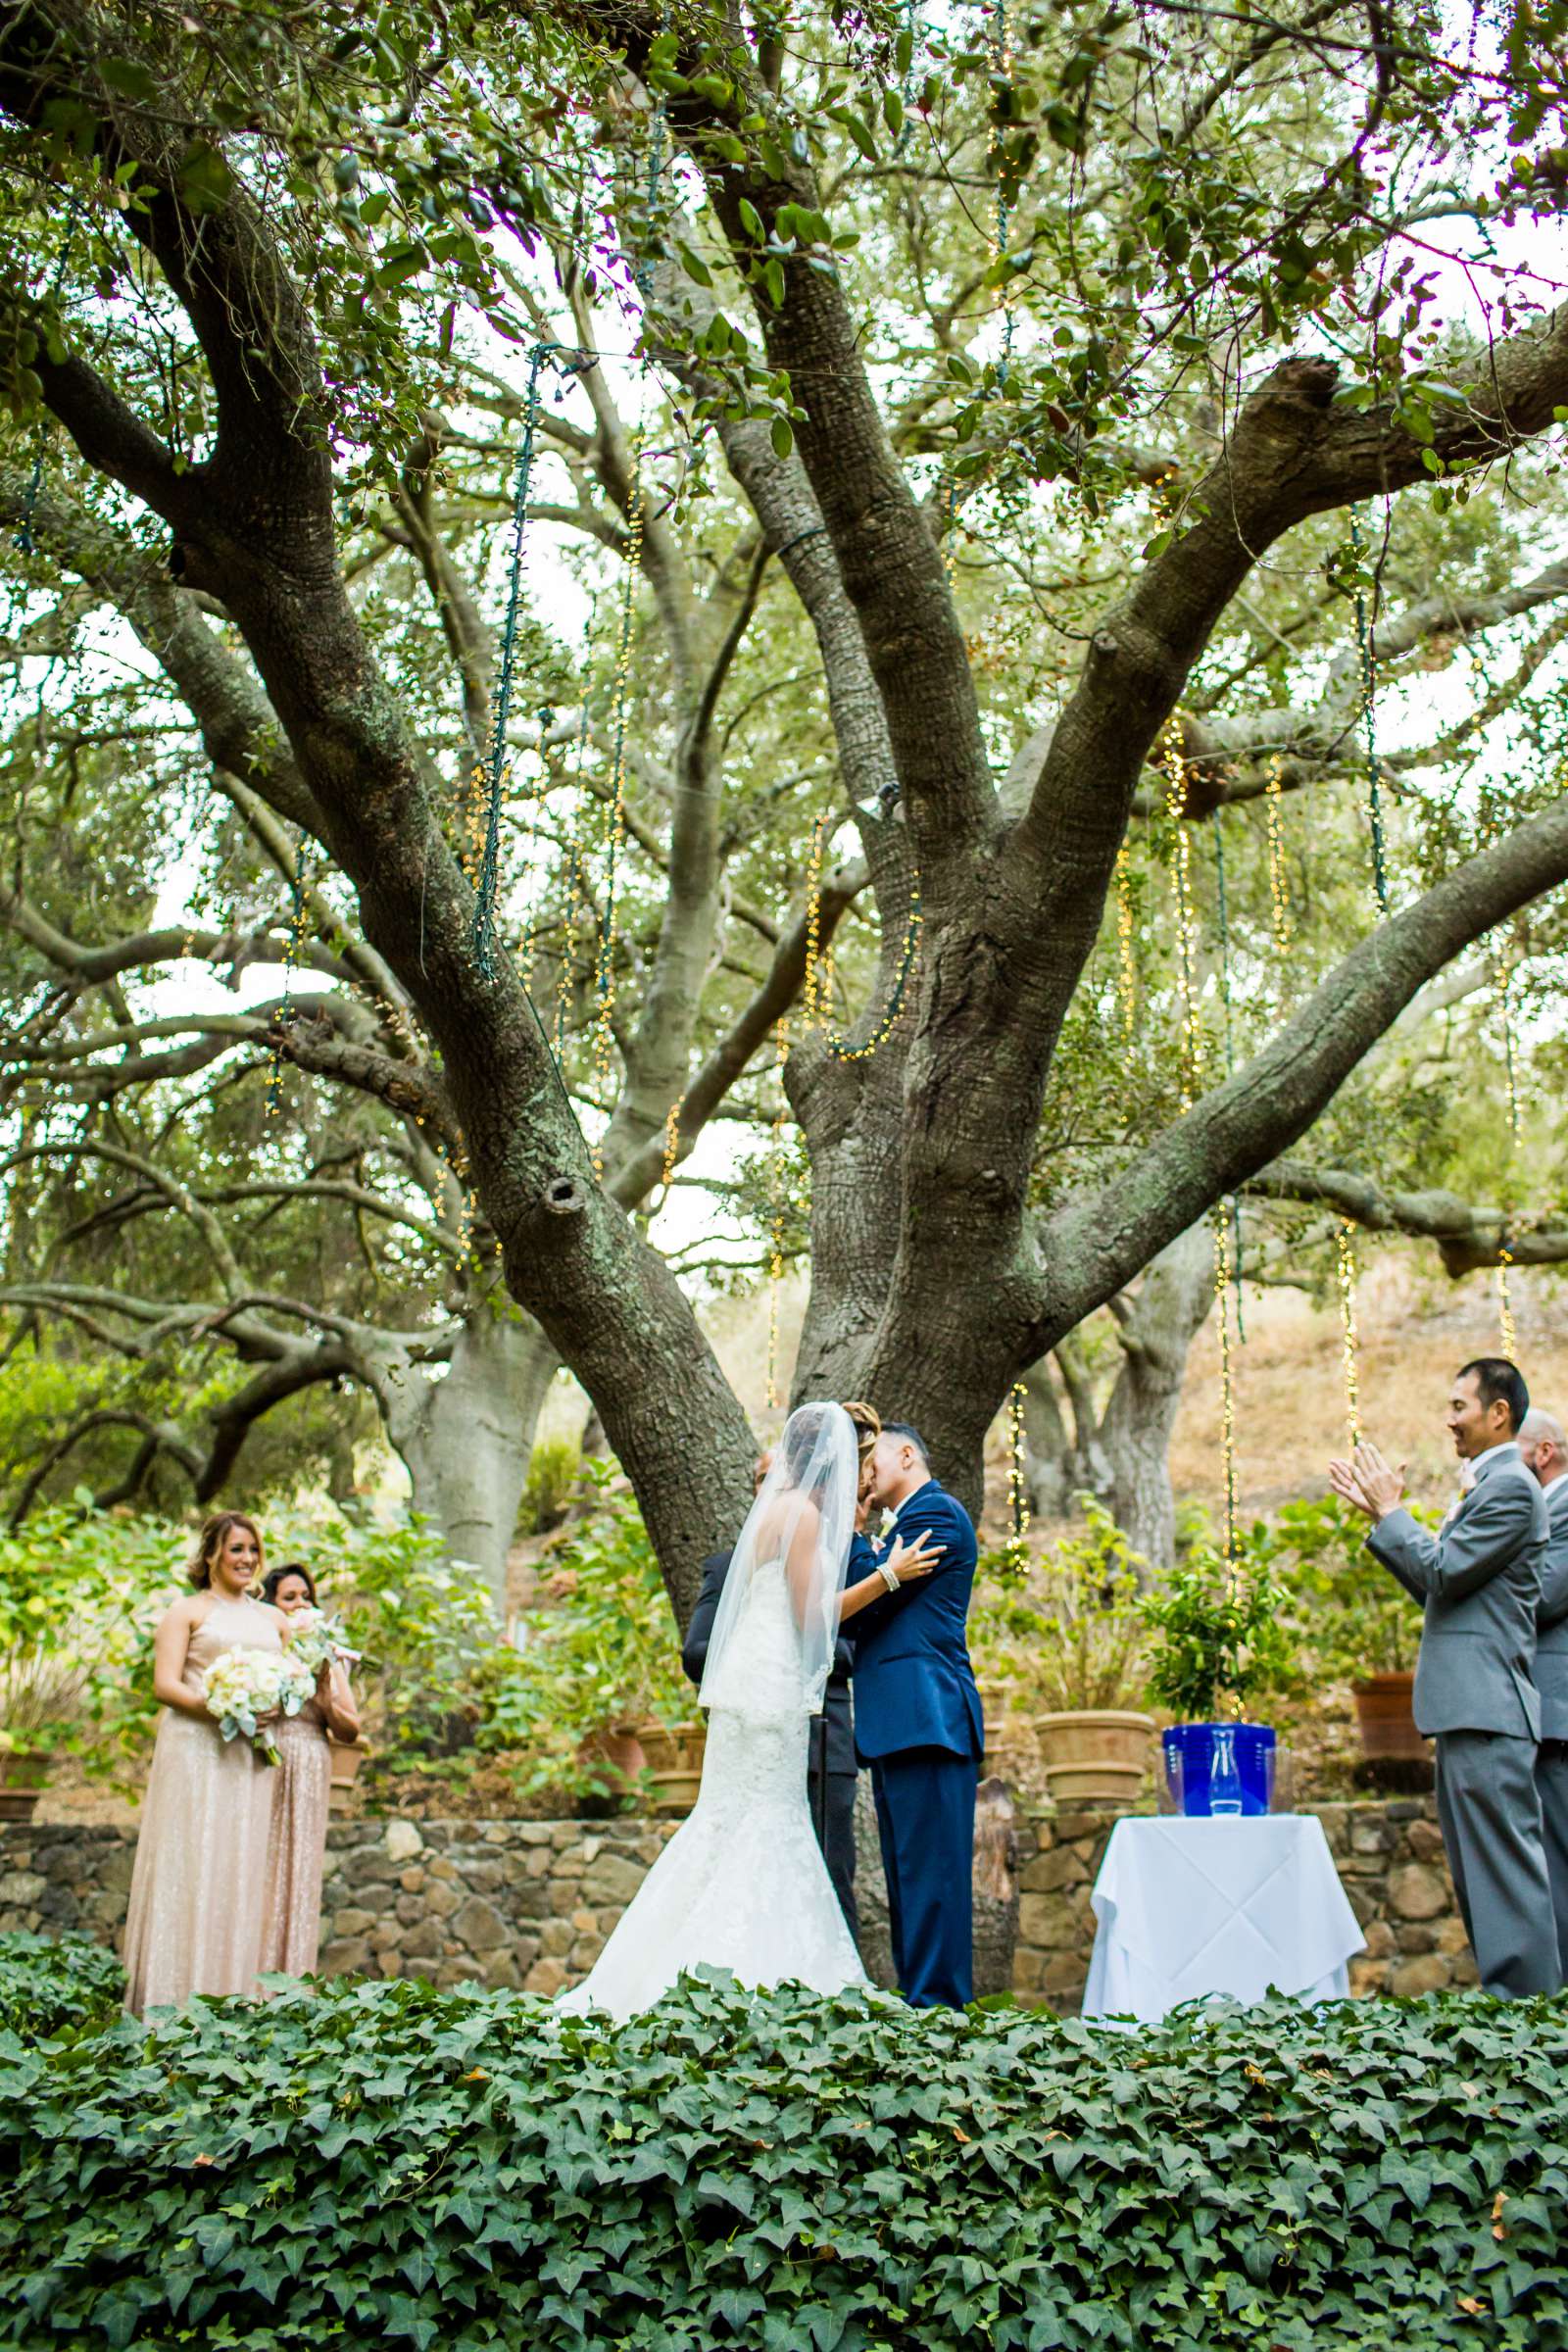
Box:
[877,1557,901,1594]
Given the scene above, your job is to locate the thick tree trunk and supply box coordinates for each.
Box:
[372,1305,560,1609]
[1097,1224,1216,1576]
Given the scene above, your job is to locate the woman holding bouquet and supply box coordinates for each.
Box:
[258,1563,359,1977]
[122,1513,286,2014]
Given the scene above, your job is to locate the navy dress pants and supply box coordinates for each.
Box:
[871,1744,977,2008]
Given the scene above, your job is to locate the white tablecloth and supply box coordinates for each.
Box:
[1081,1815,1366,2022]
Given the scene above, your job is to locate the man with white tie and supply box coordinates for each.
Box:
[1521,1406,1568,1984]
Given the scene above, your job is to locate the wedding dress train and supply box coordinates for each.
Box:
[559,1560,868,2021]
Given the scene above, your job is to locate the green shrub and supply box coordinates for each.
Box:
[1,1971,1565,2349]
[973,1497,1150,1713]
[476,1471,691,1800]
[516,1437,583,1535]
[0,1931,122,2039]
[1261,1493,1426,1680]
[0,1501,186,1771]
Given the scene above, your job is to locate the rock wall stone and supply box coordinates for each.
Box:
[0,1797,1474,2008]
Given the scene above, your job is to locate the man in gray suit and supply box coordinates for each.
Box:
[1520,1406,1568,1983]
[1330,1357,1558,1996]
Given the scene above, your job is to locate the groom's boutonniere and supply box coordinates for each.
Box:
[878,1508,898,1539]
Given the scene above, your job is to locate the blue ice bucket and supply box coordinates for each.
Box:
[1163,1722,1276,1816]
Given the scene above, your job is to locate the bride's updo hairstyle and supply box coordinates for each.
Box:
[840,1398,881,1471]
[187,1510,265,1592]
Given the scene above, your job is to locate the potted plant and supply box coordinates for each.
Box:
[1139,1537,1296,1813]
[0,1736,50,1824]
[973,1500,1155,1801]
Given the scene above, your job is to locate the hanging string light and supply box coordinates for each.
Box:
[1211,1201,1241,1559]
[469,342,551,978]
[765,1016,791,1409]
[1113,840,1138,1040]
[589,427,649,1175]
[264,853,312,1120]
[554,617,598,1063]
[823,885,922,1063]
[1348,507,1392,916]
[1264,754,1292,956]
[985,0,1017,379]
[1495,951,1523,1357]
[1161,710,1203,1104]
[1005,1380,1030,1573]
[660,1098,681,1193]
[1336,1219,1362,1450]
[803,814,829,1023]
[1210,809,1246,1343]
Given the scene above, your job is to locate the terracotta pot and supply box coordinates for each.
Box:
[0,1747,49,1825]
[576,1721,647,1801]
[1352,1671,1426,1761]
[1033,1709,1156,1803]
[637,1720,707,1818]
[326,1738,367,1811]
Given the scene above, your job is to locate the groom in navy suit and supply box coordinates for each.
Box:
[850,1423,983,2008]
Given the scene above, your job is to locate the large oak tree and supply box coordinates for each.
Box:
[4,0,1568,1615]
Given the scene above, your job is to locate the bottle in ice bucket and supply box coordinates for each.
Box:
[1208,1723,1244,1816]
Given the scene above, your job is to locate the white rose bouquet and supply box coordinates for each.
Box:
[204,1648,316,1765]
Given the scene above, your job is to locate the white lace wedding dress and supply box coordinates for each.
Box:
[558,1558,868,2022]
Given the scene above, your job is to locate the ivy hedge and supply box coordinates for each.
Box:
[0,1931,122,2039]
[2,1953,1566,2351]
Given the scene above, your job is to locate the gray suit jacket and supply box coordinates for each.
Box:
[1535,1479,1568,1741]
[1366,1442,1546,1739]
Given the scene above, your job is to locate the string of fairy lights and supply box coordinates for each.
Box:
[764,1016,792,1410]
[589,429,649,1180]
[1494,950,1522,1359]
[1264,754,1292,956]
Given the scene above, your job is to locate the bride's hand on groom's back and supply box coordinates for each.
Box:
[886,1531,942,1583]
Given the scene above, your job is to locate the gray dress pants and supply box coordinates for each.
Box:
[1533,1739,1568,1989]
[1436,1730,1560,1996]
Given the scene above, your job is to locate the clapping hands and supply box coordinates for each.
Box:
[1327,1442,1406,1523]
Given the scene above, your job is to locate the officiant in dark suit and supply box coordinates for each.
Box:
[680,1445,861,1938]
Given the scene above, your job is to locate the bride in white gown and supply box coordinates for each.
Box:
[560,1400,939,2021]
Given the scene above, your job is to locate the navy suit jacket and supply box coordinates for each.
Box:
[850,1480,983,1763]
[681,1549,858,1775]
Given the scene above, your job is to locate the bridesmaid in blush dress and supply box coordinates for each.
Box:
[122,1512,285,2015]
[258,1562,359,1979]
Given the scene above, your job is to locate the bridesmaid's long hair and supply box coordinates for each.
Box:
[187,1511,265,1592]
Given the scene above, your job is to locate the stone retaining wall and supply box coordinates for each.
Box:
[0,1795,1473,2007]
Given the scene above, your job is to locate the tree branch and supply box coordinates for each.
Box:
[1249,1160,1568,1278]
[1036,789,1568,1340]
